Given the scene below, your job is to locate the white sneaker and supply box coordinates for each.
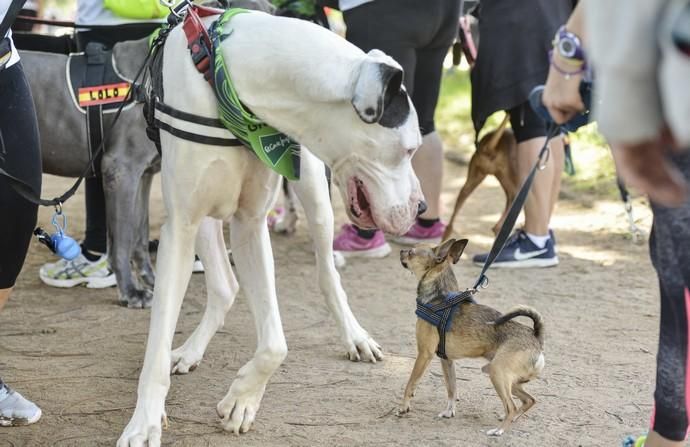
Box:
[39,252,116,288]
[191,250,234,274]
[0,383,42,426]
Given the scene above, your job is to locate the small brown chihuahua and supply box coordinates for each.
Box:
[398,239,545,436]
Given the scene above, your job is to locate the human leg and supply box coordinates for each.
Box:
[471,103,561,268]
[0,62,43,426]
[645,152,690,446]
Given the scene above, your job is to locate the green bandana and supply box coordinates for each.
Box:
[210,8,301,180]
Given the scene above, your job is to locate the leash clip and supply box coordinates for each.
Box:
[538,145,551,171]
[473,274,489,291]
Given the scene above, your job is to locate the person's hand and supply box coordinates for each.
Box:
[610,129,688,207]
[542,55,585,125]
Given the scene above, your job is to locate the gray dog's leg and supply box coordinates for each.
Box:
[132,170,156,290]
[103,157,153,308]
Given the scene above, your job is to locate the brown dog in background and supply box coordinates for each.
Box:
[398,239,545,436]
[443,114,518,240]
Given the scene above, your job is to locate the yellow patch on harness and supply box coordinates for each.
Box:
[78,82,130,107]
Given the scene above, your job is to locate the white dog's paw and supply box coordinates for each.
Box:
[438,407,455,418]
[170,345,202,375]
[117,405,167,447]
[216,385,266,434]
[486,427,504,437]
[345,331,383,363]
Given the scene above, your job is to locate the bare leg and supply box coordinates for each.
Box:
[438,358,457,418]
[171,217,239,374]
[291,148,382,362]
[518,136,563,235]
[644,431,686,447]
[0,288,11,313]
[413,131,444,219]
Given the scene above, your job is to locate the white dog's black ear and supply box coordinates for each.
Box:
[352,49,407,125]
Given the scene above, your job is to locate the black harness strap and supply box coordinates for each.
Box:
[83,43,110,177]
[416,290,476,359]
[153,118,242,147]
[154,100,225,128]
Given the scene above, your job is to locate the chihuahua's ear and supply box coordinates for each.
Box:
[435,239,456,263]
[448,239,468,264]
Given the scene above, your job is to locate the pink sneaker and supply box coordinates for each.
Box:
[333,224,391,258]
[392,220,446,246]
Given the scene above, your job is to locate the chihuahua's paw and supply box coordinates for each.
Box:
[395,405,411,417]
[486,428,504,437]
[438,408,455,418]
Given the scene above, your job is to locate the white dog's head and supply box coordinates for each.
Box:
[225,15,426,235]
[326,49,425,235]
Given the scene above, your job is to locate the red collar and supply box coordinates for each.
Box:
[182,5,223,85]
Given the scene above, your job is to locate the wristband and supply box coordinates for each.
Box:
[552,25,586,64]
[549,50,586,79]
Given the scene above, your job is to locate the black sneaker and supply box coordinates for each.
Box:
[473,229,558,268]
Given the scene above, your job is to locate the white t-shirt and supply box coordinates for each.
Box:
[338,0,374,12]
[1,0,21,68]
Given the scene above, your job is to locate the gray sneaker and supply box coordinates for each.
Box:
[0,383,42,426]
[39,252,116,288]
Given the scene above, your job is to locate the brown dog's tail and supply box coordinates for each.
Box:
[493,305,544,346]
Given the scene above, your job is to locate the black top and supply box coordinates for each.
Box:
[470,0,576,136]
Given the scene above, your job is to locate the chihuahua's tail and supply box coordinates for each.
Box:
[493,305,544,346]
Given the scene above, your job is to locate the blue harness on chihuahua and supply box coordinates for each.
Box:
[416,290,476,359]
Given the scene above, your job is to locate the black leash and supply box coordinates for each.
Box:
[0,0,27,38]
[421,123,561,359]
[472,123,562,290]
[0,29,160,209]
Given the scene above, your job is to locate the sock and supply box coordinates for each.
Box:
[355,227,378,240]
[526,232,550,249]
[81,244,103,262]
[417,217,440,228]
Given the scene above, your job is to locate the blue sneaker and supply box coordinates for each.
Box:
[472,229,558,268]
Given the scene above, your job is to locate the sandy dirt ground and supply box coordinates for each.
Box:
[0,157,661,447]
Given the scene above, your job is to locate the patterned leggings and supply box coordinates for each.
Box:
[649,151,690,441]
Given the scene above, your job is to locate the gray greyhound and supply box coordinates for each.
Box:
[19,0,384,363]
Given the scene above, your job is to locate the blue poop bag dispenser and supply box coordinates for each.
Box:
[34,206,80,260]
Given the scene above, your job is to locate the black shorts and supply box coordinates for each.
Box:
[0,63,42,288]
[343,0,461,135]
[506,101,548,143]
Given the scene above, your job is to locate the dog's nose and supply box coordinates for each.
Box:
[417,200,428,217]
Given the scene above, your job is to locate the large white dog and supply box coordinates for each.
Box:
[118,8,423,446]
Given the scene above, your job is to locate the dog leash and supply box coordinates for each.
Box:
[472,123,562,291]
[420,123,559,359]
[0,15,166,210]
